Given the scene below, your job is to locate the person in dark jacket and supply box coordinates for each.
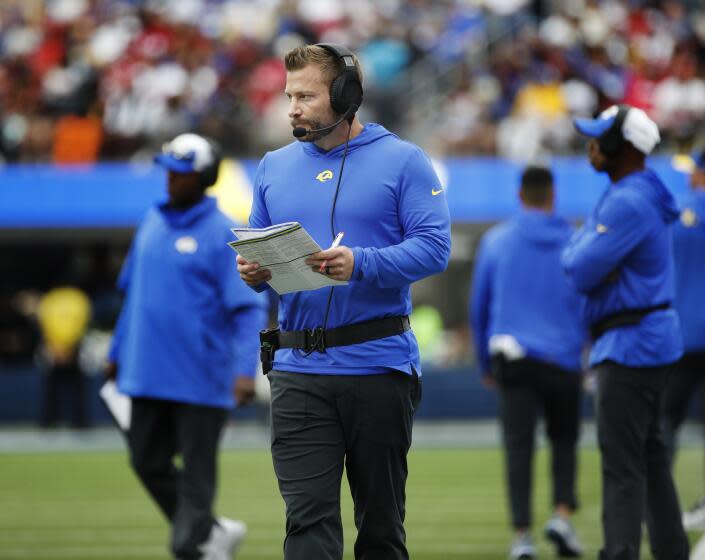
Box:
[662,149,705,531]
[563,104,689,560]
[471,165,586,559]
[107,133,268,560]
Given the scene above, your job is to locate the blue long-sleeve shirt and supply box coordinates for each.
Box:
[248,123,451,375]
[109,196,268,408]
[470,209,586,374]
[562,168,682,367]
[673,190,705,353]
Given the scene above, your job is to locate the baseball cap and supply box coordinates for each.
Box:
[154,133,215,173]
[574,105,661,155]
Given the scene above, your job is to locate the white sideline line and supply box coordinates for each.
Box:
[2,420,705,453]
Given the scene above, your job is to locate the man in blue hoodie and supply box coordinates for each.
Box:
[662,149,705,531]
[563,105,689,559]
[107,133,268,560]
[471,165,586,559]
[236,44,451,560]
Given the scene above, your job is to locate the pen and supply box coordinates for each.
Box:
[320,231,345,273]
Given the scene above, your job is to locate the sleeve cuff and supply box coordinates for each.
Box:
[251,282,270,293]
[107,343,119,363]
[351,246,365,281]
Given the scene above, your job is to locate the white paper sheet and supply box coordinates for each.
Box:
[99,380,131,431]
[229,222,348,295]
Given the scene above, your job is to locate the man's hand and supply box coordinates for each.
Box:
[233,376,256,406]
[237,255,272,287]
[105,361,118,381]
[305,246,354,281]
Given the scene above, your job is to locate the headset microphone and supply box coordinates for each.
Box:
[292,104,358,138]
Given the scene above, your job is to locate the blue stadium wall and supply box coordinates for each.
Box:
[0,156,692,227]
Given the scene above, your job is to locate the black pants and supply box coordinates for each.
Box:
[268,370,422,560]
[662,352,705,467]
[127,398,227,560]
[39,361,88,428]
[494,357,581,529]
[595,361,689,560]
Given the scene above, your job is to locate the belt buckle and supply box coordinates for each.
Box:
[304,326,326,353]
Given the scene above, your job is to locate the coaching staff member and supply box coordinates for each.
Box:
[563,105,689,559]
[237,44,450,560]
[662,149,705,530]
[471,165,586,559]
[107,133,268,560]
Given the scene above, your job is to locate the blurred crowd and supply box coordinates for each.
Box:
[436,0,705,160]
[1,0,705,164]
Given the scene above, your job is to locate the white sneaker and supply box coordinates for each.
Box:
[199,517,247,560]
[509,533,537,559]
[544,516,582,557]
[683,496,705,531]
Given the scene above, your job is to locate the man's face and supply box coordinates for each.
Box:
[285,64,337,142]
[168,170,203,208]
[587,138,609,172]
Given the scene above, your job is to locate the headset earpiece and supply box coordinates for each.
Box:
[598,105,630,157]
[315,43,363,118]
[200,138,221,189]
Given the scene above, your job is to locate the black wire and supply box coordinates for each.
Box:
[302,121,353,357]
[329,122,353,238]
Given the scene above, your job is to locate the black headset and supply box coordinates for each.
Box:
[315,43,363,117]
[200,138,222,189]
[598,104,630,157]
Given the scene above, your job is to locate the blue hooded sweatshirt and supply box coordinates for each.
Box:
[562,169,682,367]
[471,209,586,374]
[249,123,451,376]
[109,196,268,408]
[673,190,705,353]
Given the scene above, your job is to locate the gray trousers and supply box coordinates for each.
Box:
[596,361,689,560]
[268,369,422,560]
[662,352,705,467]
[127,397,227,560]
[494,357,581,529]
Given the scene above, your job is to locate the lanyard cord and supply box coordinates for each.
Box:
[302,122,353,357]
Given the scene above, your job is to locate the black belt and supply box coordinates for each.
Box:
[589,303,670,341]
[259,315,411,374]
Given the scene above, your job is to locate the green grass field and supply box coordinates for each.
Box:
[0,446,702,559]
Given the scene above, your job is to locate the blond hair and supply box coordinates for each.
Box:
[284,45,363,88]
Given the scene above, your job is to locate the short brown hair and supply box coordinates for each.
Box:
[284,45,363,88]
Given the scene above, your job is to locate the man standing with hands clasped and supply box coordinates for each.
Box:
[563,104,689,559]
[107,133,268,560]
[236,44,451,560]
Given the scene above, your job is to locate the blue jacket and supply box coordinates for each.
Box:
[471,209,586,374]
[109,196,268,408]
[562,169,682,367]
[673,190,705,353]
[249,123,451,375]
